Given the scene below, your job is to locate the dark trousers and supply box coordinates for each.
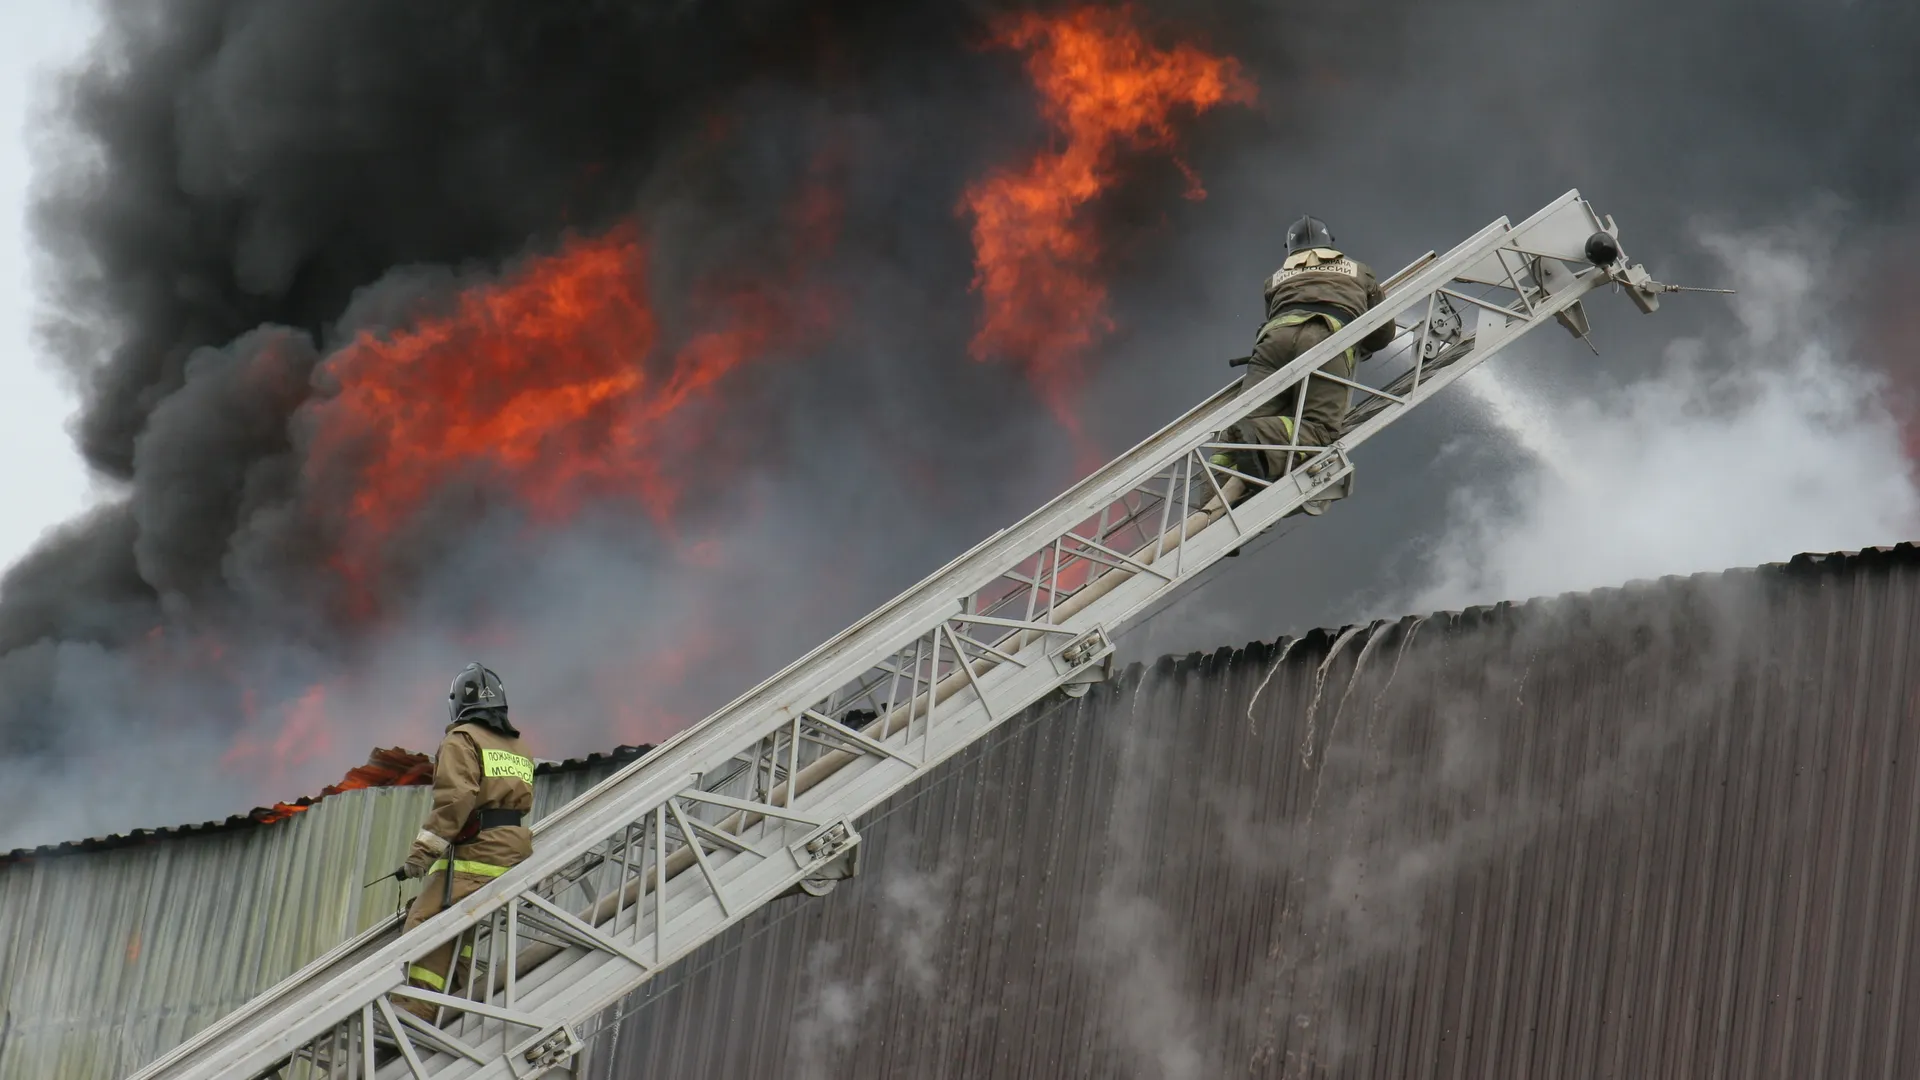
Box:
[1230,315,1354,480]
[396,870,494,1022]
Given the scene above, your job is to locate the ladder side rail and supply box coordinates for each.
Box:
[131,193,1574,1076]
[126,190,1636,1080]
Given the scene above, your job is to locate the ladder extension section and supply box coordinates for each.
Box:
[128,190,1666,1079]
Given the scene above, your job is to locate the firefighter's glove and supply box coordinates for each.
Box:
[401,829,448,881]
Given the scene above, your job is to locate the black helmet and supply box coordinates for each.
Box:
[1285,214,1335,255]
[448,662,516,735]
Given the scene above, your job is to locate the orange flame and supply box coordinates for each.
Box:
[960,5,1255,447]
[250,746,436,825]
[303,187,840,614]
[201,159,845,791]
[221,683,334,781]
[305,227,660,606]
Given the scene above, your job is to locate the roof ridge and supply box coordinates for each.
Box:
[1,742,654,865]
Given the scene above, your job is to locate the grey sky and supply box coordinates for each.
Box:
[0,2,95,572]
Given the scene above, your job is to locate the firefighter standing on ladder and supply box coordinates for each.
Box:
[1214,214,1397,511]
[393,662,536,1023]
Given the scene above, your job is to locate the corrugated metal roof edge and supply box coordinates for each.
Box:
[1144,541,1920,677]
[9,539,1913,868]
[0,744,654,866]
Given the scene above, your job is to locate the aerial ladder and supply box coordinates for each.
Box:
[127,190,1691,1079]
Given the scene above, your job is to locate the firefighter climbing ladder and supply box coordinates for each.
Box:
[127,190,1681,1080]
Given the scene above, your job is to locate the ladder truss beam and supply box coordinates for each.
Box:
[124,190,1656,1080]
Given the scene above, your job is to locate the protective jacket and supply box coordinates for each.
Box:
[1261,247,1397,357]
[404,720,536,879]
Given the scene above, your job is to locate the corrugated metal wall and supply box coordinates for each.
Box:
[579,549,1920,1079]
[0,762,620,1080]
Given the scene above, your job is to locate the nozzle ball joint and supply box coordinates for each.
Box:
[1585,231,1621,267]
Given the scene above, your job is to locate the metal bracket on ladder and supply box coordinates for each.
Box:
[1052,626,1113,698]
[123,189,1681,1080]
[508,1025,584,1080]
[787,819,862,897]
[1418,293,1463,359]
[1292,444,1353,500]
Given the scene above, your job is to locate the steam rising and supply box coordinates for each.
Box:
[1083,685,1213,1078]
[1403,220,1920,615]
[790,857,956,1080]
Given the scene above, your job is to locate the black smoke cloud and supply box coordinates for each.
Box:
[2,0,1259,845]
[5,0,1918,846]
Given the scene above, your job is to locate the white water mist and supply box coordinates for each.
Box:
[1404,218,1920,614]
